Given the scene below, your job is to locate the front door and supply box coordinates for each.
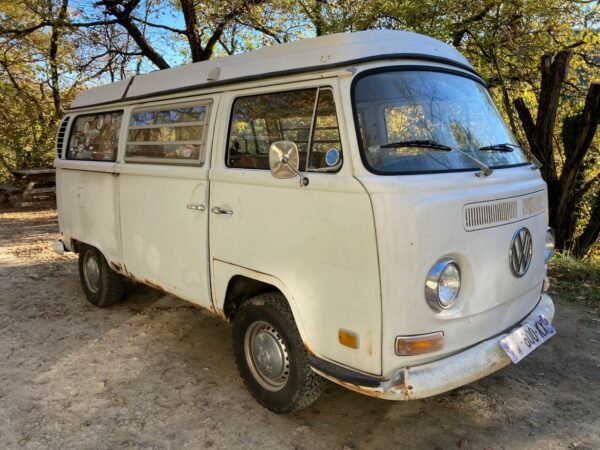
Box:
[208,83,382,375]
[118,97,216,307]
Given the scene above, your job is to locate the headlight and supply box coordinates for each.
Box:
[425,259,461,311]
[544,227,555,263]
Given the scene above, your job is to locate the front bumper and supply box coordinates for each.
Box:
[313,294,555,400]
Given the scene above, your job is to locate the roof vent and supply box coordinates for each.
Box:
[55,116,70,159]
[207,67,221,82]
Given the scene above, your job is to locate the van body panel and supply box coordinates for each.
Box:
[117,163,211,305]
[358,166,549,378]
[55,160,122,264]
[209,167,382,375]
[114,96,218,307]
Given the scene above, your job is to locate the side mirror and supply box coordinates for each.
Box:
[269,141,309,186]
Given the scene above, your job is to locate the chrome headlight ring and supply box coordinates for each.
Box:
[425,258,461,311]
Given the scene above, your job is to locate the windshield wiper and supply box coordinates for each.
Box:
[478,143,514,152]
[380,140,452,151]
[478,142,543,171]
[381,139,493,176]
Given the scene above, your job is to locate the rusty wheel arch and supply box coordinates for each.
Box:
[222,275,281,320]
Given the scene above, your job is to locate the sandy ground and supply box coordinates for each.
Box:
[0,202,599,450]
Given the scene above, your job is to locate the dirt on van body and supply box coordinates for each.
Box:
[0,201,599,450]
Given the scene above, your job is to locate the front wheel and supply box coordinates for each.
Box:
[78,244,126,307]
[232,292,326,413]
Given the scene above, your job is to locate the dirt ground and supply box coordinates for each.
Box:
[1,202,599,450]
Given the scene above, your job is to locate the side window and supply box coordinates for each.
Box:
[227,87,342,172]
[309,89,342,171]
[126,103,210,164]
[67,111,123,161]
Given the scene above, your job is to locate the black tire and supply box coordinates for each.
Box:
[232,292,326,413]
[78,244,126,307]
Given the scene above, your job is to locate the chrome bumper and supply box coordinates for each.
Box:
[314,294,555,400]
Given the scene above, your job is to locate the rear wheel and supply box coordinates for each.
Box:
[232,292,326,413]
[78,244,125,307]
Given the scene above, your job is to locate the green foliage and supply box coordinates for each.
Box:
[549,251,600,307]
[0,84,57,183]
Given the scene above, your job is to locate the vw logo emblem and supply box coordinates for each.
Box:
[509,227,533,277]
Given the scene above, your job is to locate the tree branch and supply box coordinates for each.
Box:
[179,0,204,62]
[451,3,495,47]
[95,0,171,69]
[131,17,186,35]
[0,21,51,37]
[513,98,536,151]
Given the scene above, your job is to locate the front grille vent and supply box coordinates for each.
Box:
[522,193,545,216]
[464,191,546,231]
[55,116,70,159]
[464,200,518,230]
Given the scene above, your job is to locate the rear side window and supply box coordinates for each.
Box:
[67,111,123,161]
[126,102,210,164]
[227,87,342,172]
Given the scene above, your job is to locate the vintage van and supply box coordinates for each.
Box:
[54,30,556,413]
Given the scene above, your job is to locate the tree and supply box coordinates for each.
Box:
[514,52,600,256]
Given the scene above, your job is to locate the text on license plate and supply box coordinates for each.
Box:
[499,314,556,364]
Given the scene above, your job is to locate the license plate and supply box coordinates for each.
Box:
[499,314,556,364]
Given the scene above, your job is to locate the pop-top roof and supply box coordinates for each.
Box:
[70,30,475,110]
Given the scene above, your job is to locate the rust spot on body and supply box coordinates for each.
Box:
[303,341,315,356]
[144,278,167,293]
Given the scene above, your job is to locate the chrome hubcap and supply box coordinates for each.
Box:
[244,321,290,391]
[83,253,101,293]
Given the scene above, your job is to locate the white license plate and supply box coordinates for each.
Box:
[499,314,556,364]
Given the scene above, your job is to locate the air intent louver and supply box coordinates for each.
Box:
[463,191,546,231]
[464,199,518,230]
[55,116,70,159]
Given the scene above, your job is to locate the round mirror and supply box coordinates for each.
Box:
[269,141,300,179]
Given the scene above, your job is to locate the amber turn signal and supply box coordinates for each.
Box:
[395,332,444,356]
[338,329,360,349]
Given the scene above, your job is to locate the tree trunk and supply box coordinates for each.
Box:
[532,51,572,184]
[180,0,204,62]
[554,82,600,248]
[49,0,69,118]
[513,52,600,254]
[572,191,600,259]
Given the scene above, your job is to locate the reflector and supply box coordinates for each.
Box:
[395,332,444,356]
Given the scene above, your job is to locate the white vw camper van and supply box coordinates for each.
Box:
[54,30,556,413]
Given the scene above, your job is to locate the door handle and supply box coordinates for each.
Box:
[186,203,206,211]
[211,206,233,215]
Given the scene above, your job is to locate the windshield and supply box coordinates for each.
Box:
[352,69,529,174]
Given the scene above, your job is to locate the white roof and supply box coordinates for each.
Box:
[70,30,474,110]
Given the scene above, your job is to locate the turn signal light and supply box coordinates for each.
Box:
[338,329,360,349]
[395,332,444,356]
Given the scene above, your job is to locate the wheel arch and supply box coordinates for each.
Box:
[213,260,312,353]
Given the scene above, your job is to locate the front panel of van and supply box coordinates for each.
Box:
[345,63,549,379]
